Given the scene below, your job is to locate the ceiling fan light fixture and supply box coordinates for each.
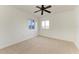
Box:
[34,5,52,15]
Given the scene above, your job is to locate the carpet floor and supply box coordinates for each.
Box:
[0,36,78,54]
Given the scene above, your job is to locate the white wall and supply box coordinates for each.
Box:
[0,6,38,49]
[39,7,76,42]
[75,6,79,48]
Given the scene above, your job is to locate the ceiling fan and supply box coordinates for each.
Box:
[34,5,52,15]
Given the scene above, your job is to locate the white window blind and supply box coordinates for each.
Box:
[42,20,49,29]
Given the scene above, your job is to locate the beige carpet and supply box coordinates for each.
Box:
[0,36,78,54]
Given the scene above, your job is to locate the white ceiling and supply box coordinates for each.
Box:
[12,5,75,17]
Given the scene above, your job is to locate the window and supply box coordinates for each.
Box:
[42,20,49,29]
[28,20,35,29]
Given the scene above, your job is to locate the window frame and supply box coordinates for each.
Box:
[41,20,49,29]
[28,19,35,30]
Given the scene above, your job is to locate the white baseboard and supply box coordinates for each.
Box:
[0,34,37,49]
[39,34,74,42]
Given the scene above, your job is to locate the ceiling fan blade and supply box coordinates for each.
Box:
[36,6,41,9]
[44,10,51,13]
[34,10,41,13]
[41,10,43,15]
[45,5,52,9]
